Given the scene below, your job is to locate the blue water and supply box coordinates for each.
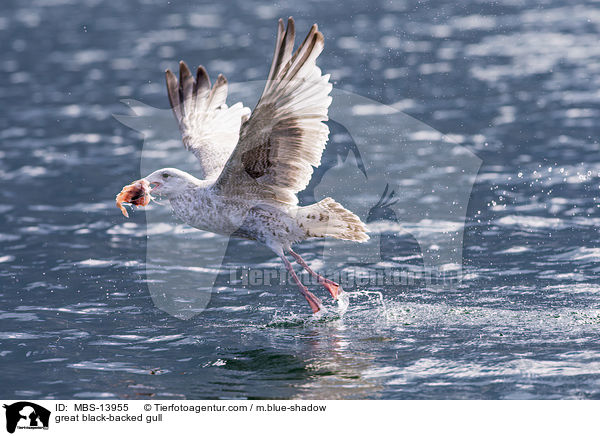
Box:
[2,0,600,399]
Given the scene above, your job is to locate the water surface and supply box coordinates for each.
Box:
[1,0,600,399]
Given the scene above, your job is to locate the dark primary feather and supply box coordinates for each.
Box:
[167,61,225,125]
[267,18,295,88]
[165,68,181,121]
[194,66,210,96]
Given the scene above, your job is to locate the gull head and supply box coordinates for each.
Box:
[143,168,199,198]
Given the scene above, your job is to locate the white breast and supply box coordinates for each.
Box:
[170,187,250,236]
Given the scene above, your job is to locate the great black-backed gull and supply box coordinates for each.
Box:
[117,18,369,312]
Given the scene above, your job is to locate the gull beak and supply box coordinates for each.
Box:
[147,180,161,192]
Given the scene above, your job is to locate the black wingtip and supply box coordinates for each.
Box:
[194,65,210,93]
[179,61,192,77]
[287,17,294,30]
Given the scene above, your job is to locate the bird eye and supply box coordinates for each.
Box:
[162,173,169,179]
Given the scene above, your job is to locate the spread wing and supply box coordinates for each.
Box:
[213,18,332,205]
[165,62,251,179]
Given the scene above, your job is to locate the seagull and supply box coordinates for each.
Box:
[124,18,369,313]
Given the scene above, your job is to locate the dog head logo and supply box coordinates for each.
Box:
[3,402,50,433]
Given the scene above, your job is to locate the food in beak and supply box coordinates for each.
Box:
[115,179,153,218]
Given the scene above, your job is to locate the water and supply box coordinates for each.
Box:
[2,0,600,399]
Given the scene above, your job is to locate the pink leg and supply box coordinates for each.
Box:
[288,249,343,300]
[280,255,323,313]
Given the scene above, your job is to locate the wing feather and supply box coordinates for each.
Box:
[166,62,250,179]
[214,18,332,204]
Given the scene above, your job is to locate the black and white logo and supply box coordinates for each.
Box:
[3,402,50,434]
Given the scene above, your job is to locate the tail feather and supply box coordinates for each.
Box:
[299,197,369,242]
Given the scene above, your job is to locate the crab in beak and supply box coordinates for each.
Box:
[115,179,153,218]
